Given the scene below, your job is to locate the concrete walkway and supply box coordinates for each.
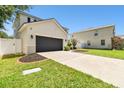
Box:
[38,51,124,88]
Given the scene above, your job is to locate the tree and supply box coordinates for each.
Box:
[0,31,8,38]
[71,38,77,49]
[0,5,31,30]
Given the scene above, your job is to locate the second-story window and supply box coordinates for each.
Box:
[27,17,31,23]
[94,33,98,36]
[34,19,37,22]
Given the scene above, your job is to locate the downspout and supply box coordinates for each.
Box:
[112,26,115,50]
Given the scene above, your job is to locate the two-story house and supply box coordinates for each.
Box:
[13,11,68,54]
[72,25,115,49]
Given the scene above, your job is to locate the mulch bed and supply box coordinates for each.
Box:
[19,54,47,63]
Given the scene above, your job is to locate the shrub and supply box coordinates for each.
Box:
[67,40,72,49]
[71,38,77,49]
[112,36,124,50]
[64,46,70,51]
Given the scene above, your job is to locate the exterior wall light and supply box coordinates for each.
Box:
[30,27,32,30]
[31,35,33,39]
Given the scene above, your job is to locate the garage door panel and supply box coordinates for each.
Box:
[36,36,63,52]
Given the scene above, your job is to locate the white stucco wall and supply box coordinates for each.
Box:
[14,14,41,38]
[19,20,68,54]
[19,14,38,27]
[19,13,41,26]
[72,26,114,49]
[19,27,29,54]
[0,38,22,56]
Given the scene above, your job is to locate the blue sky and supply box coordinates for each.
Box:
[6,5,124,36]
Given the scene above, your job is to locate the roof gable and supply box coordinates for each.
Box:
[18,19,68,34]
[73,25,115,34]
[17,10,43,20]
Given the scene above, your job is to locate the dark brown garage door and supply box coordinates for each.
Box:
[36,36,63,52]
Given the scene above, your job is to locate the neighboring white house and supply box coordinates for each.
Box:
[118,35,124,39]
[72,25,115,49]
[12,11,68,54]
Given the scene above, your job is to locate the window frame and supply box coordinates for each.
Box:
[87,40,91,46]
[27,17,31,23]
[94,33,98,36]
[34,19,37,22]
[101,40,105,46]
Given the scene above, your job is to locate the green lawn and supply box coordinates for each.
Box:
[0,57,114,88]
[76,49,124,60]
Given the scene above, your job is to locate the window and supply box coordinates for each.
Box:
[34,19,37,22]
[87,40,91,46]
[27,17,31,22]
[94,33,98,36]
[101,40,105,46]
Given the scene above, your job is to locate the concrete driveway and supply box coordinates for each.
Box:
[38,51,124,88]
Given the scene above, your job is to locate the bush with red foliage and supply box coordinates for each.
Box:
[112,36,124,50]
